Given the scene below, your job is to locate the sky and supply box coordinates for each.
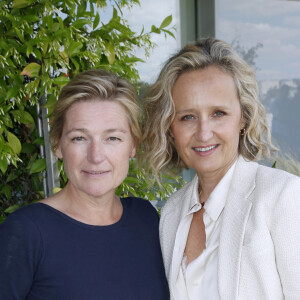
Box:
[216,0,300,81]
[102,0,300,83]
[121,0,181,83]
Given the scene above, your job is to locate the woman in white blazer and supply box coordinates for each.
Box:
[142,37,300,300]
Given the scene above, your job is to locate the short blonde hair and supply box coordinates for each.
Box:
[50,69,141,151]
[142,37,276,180]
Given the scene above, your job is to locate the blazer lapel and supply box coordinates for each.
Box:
[218,156,257,300]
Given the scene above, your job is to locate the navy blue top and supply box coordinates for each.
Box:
[0,197,169,300]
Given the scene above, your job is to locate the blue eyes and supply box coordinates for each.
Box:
[107,137,121,141]
[181,111,225,120]
[213,111,224,117]
[72,136,85,141]
[72,136,121,142]
[182,115,194,121]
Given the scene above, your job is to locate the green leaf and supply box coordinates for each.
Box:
[113,8,118,19]
[53,76,70,86]
[162,29,176,39]
[1,185,12,200]
[52,22,60,33]
[32,137,44,145]
[0,157,8,174]
[10,110,35,125]
[46,15,53,31]
[151,25,161,34]
[15,28,25,43]
[53,187,62,194]
[7,170,20,182]
[57,16,64,30]
[0,113,13,128]
[0,40,10,51]
[272,161,277,168]
[29,158,46,174]
[4,204,20,214]
[12,0,30,8]
[21,143,36,154]
[26,43,33,57]
[20,63,41,78]
[105,43,115,64]
[69,41,83,57]
[6,57,16,68]
[93,12,100,30]
[70,57,80,71]
[7,131,22,154]
[72,19,90,29]
[123,176,140,184]
[124,56,145,63]
[159,15,172,29]
[33,48,42,60]
[23,15,41,23]
[6,87,19,99]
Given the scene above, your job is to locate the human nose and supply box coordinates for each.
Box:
[194,119,213,142]
[87,140,105,164]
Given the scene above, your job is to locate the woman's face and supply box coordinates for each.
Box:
[171,66,244,179]
[55,100,136,199]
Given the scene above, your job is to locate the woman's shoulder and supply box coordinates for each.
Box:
[1,202,69,238]
[238,156,300,188]
[3,202,51,224]
[256,163,300,186]
[247,162,300,208]
[0,203,46,247]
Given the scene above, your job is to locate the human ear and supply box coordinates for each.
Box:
[54,144,63,160]
[130,145,136,159]
[239,115,246,131]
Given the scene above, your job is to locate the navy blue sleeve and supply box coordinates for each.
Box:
[0,212,43,299]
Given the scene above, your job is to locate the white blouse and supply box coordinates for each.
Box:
[174,162,237,300]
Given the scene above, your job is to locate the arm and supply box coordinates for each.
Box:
[0,211,43,299]
[270,176,300,300]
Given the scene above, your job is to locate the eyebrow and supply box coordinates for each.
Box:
[175,105,230,114]
[65,128,129,135]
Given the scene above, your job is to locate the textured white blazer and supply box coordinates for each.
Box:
[160,155,300,300]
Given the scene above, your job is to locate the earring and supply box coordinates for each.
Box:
[240,128,246,136]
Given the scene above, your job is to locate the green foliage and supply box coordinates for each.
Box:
[116,159,185,209]
[0,0,177,220]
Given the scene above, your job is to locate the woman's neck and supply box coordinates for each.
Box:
[197,155,238,203]
[40,183,123,226]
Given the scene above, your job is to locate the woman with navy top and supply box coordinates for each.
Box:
[0,69,169,300]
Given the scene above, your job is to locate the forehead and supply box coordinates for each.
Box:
[172,66,241,109]
[63,100,131,131]
[175,66,236,89]
[173,66,238,95]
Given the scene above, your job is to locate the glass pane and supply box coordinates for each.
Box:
[123,0,181,83]
[216,0,300,161]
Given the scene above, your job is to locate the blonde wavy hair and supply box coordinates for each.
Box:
[50,69,141,151]
[142,37,276,181]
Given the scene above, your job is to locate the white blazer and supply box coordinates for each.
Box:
[160,156,300,300]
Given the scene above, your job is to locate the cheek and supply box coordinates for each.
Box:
[225,126,241,147]
[171,122,191,142]
[61,144,86,163]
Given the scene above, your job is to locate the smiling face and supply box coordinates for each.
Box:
[171,66,244,180]
[55,100,136,199]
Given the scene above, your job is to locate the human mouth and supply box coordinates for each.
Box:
[82,170,109,176]
[193,145,218,152]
